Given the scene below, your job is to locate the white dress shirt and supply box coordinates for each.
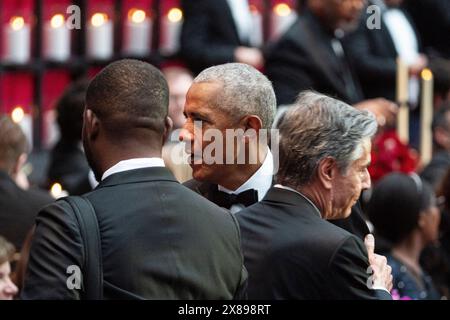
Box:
[218,149,274,213]
[101,158,165,181]
[226,0,252,43]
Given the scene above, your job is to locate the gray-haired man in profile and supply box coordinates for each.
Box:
[236,91,393,299]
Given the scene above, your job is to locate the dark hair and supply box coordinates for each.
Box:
[0,115,28,172]
[0,235,15,265]
[56,80,89,143]
[86,59,169,140]
[369,173,435,245]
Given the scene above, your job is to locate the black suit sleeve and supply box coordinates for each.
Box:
[328,235,392,300]
[344,23,397,82]
[180,0,236,71]
[21,201,84,300]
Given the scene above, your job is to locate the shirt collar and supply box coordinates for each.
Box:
[273,184,322,218]
[101,158,165,181]
[218,149,273,201]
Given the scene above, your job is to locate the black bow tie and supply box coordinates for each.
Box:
[213,189,259,209]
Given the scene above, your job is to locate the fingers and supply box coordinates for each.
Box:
[364,233,375,258]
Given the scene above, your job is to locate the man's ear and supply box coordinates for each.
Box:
[317,157,336,190]
[163,116,173,144]
[84,109,100,141]
[241,115,263,143]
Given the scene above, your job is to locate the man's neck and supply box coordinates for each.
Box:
[218,146,269,191]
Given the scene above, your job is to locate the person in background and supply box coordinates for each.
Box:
[162,66,193,182]
[46,80,92,195]
[180,0,264,75]
[421,103,450,189]
[368,172,442,299]
[0,116,53,251]
[0,236,18,300]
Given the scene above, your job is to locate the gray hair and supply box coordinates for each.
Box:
[194,63,276,129]
[275,91,377,187]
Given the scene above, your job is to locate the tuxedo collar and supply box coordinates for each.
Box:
[262,187,324,219]
[97,167,177,189]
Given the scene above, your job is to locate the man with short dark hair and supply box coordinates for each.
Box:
[236,92,393,299]
[21,59,247,300]
[0,116,53,250]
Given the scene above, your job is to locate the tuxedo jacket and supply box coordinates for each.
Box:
[235,187,392,300]
[183,178,371,240]
[265,10,364,106]
[0,170,53,250]
[21,167,246,300]
[345,6,421,101]
[180,0,251,74]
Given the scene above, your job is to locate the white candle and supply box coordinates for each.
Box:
[270,3,297,40]
[420,69,433,166]
[87,13,113,60]
[123,9,152,56]
[3,17,31,64]
[160,8,183,55]
[44,14,71,61]
[249,7,263,47]
[396,57,409,144]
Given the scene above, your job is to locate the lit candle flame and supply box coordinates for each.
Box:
[50,183,63,198]
[11,107,25,123]
[50,14,65,28]
[129,9,146,23]
[168,8,183,23]
[91,13,108,27]
[421,68,433,81]
[10,16,25,31]
[274,3,291,17]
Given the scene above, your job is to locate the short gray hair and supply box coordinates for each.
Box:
[194,63,276,129]
[275,91,377,187]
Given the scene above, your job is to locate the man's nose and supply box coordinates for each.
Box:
[361,169,371,190]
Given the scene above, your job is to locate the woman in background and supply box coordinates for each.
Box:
[368,173,442,299]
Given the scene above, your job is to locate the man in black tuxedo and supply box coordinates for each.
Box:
[237,91,393,299]
[181,63,277,214]
[265,0,397,126]
[180,0,264,75]
[0,116,53,251]
[21,60,246,300]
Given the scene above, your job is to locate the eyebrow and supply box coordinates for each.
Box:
[185,111,212,121]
